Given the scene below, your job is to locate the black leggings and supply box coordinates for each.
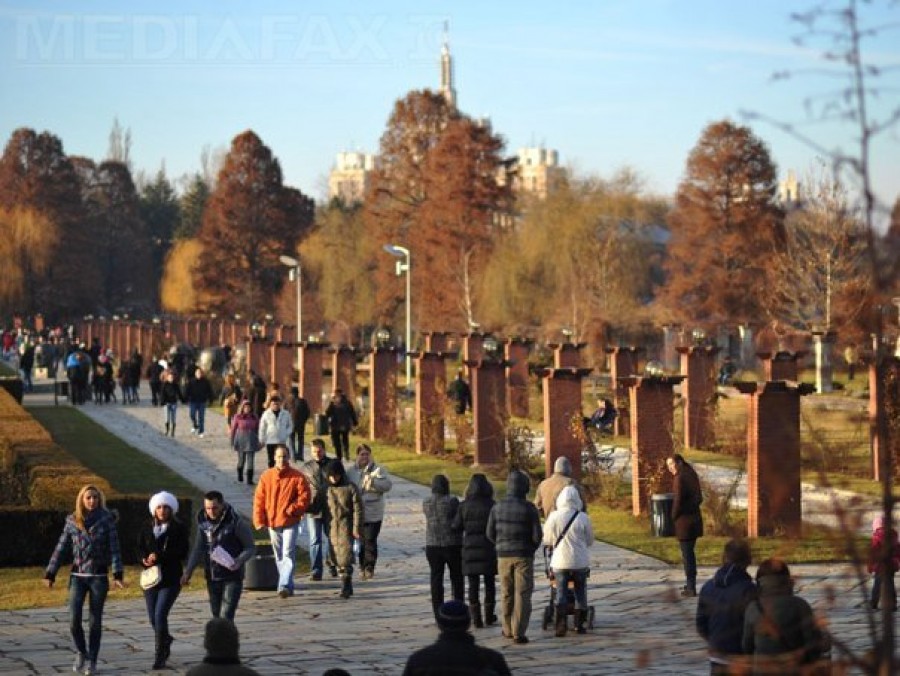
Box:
[466,573,496,606]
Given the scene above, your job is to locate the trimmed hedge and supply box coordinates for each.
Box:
[0,496,194,567]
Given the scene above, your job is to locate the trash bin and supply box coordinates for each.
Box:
[650,493,675,537]
[314,413,329,436]
[244,546,278,591]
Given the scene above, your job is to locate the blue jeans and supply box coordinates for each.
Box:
[206,578,242,621]
[143,585,180,640]
[554,569,588,610]
[165,403,177,427]
[189,402,206,433]
[306,515,332,576]
[269,524,299,593]
[67,575,109,662]
[680,539,698,590]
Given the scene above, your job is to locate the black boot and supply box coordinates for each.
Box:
[555,608,567,637]
[152,630,166,669]
[164,633,173,660]
[246,470,254,485]
[484,602,497,626]
[164,422,169,436]
[575,609,588,634]
[169,424,176,437]
[471,601,484,629]
[340,575,353,599]
[237,468,243,483]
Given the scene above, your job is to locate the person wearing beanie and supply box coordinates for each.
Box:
[230,399,261,485]
[868,514,900,611]
[423,474,464,619]
[486,470,542,644]
[185,618,261,676]
[402,600,511,676]
[137,491,190,669]
[325,459,363,599]
[534,455,586,519]
[252,445,311,598]
[44,485,124,676]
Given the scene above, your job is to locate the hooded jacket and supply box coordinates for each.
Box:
[486,471,542,558]
[325,461,364,569]
[347,460,392,524]
[257,407,293,447]
[542,486,594,571]
[229,406,260,454]
[696,563,756,657]
[452,474,497,576]
[423,475,462,547]
[45,508,124,583]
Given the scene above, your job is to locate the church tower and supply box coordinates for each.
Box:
[439,22,457,110]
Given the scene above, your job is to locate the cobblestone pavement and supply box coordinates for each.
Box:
[0,381,891,674]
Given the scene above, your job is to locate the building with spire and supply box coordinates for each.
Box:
[439,22,457,110]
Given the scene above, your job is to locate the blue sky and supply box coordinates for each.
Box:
[1,1,898,223]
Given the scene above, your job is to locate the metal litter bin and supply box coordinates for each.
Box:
[314,413,329,436]
[650,493,675,537]
[244,546,278,591]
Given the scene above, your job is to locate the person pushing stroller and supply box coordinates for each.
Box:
[541,485,594,637]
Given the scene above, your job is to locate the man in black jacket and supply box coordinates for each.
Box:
[696,539,756,674]
[285,386,310,461]
[185,367,214,437]
[325,389,357,461]
[486,470,541,644]
[402,600,511,676]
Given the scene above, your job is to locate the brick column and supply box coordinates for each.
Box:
[678,346,719,450]
[423,332,451,353]
[812,331,836,393]
[246,338,272,382]
[541,368,593,482]
[757,351,806,382]
[276,325,296,343]
[271,342,294,389]
[736,381,814,537]
[369,347,402,441]
[416,352,449,454]
[330,346,358,402]
[626,375,685,515]
[869,357,900,482]
[606,347,643,437]
[299,343,327,414]
[549,343,585,368]
[124,323,136,357]
[466,358,509,466]
[461,333,485,377]
[505,339,531,418]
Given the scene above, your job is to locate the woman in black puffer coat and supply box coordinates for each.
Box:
[137,491,190,670]
[452,473,497,628]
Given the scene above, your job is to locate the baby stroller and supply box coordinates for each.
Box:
[540,545,595,633]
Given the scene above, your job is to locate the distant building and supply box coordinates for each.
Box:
[327,151,375,204]
[778,169,803,208]
[512,147,564,199]
[439,23,457,110]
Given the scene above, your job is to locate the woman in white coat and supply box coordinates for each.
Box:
[257,395,293,469]
[541,485,593,637]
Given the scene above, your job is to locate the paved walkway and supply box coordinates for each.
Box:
[0,379,890,674]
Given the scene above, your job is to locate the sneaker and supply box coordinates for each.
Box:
[190,428,197,435]
[83,661,97,675]
[278,589,291,599]
[198,433,204,438]
[73,653,86,672]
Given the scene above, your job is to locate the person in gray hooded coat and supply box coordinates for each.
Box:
[486,470,542,644]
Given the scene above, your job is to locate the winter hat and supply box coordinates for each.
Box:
[873,515,885,532]
[436,600,471,633]
[203,618,240,660]
[554,456,572,476]
[148,491,179,515]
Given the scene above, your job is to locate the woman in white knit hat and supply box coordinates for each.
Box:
[137,491,191,670]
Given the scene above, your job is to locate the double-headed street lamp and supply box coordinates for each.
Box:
[279,254,302,376]
[383,244,411,389]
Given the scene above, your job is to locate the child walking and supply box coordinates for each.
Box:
[868,515,900,611]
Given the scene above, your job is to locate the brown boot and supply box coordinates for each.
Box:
[555,608,567,637]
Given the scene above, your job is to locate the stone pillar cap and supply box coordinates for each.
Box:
[464,358,512,369]
[733,380,816,395]
[620,375,686,387]
[676,345,721,355]
[604,345,644,354]
[535,367,593,378]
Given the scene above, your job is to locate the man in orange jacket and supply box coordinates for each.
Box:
[253,444,311,598]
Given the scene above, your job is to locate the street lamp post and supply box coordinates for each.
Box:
[279,254,302,377]
[383,244,411,389]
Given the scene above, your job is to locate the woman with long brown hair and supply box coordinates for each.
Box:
[44,484,124,676]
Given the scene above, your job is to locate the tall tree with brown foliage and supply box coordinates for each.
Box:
[194,130,314,318]
[657,120,784,325]
[0,128,96,318]
[363,90,457,326]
